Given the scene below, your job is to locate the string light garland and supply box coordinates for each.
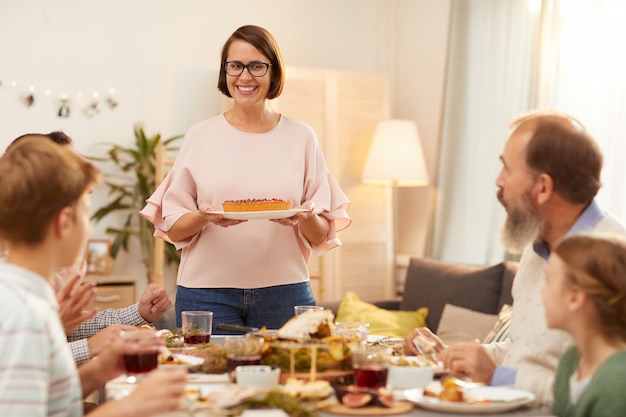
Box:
[0,78,120,119]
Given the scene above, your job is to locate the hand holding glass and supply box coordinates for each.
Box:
[121,330,160,380]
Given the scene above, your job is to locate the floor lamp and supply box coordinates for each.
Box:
[361,119,429,295]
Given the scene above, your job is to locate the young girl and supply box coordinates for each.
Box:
[542,233,626,417]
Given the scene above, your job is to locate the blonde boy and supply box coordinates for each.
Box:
[0,136,185,416]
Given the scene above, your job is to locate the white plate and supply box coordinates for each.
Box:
[208,208,321,220]
[404,386,535,414]
[186,373,230,384]
[159,353,204,368]
[187,384,259,409]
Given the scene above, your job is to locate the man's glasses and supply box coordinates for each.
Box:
[223,61,272,77]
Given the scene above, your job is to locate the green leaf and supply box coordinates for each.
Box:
[89,124,183,280]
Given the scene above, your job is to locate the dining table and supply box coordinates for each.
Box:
[105,373,555,417]
[104,335,555,417]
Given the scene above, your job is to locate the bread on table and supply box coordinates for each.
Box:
[277,309,335,340]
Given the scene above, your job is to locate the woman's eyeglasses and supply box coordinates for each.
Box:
[223,61,272,77]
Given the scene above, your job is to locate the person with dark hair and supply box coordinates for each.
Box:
[141,25,351,330]
[0,136,186,416]
[544,234,626,416]
[9,130,74,147]
[3,131,174,365]
[403,110,626,410]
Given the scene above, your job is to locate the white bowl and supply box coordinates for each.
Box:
[387,357,435,390]
[235,365,280,389]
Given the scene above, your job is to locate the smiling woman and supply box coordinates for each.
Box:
[140,24,351,332]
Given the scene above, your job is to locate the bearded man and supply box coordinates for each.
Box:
[403,110,626,410]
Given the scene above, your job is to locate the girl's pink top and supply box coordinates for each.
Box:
[140,114,351,288]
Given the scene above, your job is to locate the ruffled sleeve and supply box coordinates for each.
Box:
[298,171,351,256]
[139,168,198,249]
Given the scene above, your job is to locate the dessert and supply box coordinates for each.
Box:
[223,198,292,212]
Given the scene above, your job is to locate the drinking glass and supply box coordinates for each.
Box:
[294,305,324,315]
[225,335,264,382]
[181,311,213,345]
[120,329,160,382]
[352,345,391,389]
[335,321,370,345]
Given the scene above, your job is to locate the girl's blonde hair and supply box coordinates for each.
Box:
[554,233,626,341]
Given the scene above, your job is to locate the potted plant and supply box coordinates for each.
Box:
[90,124,182,283]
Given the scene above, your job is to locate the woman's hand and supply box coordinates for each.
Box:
[271,201,329,245]
[270,214,300,227]
[167,209,246,241]
[199,211,247,228]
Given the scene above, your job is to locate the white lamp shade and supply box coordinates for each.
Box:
[362,119,430,186]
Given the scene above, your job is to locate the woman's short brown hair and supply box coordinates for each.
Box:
[554,234,626,342]
[216,25,285,100]
[510,110,602,204]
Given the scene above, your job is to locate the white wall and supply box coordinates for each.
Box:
[0,0,451,293]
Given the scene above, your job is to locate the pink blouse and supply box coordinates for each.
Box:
[140,114,351,288]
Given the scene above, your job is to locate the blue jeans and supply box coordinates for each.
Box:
[175,282,316,334]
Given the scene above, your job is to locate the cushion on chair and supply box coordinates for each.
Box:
[436,304,499,345]
[399,258,507,333]
[336,291,428,338]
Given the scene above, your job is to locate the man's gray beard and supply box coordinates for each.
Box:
[499,198,543,255]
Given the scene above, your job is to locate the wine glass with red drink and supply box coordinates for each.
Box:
[181,311,213,345]
[120,329,160,382]
[352,345,392,389]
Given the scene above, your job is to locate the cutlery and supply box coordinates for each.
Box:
[215,323,260,333]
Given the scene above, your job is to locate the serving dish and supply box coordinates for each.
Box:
[208,208,322,220]
[404,386,535,414]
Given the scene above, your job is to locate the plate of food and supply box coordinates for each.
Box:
[159,353,204,368]
[404,385,535,414]
[185,384,259,410]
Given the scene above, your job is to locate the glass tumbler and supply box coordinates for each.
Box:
[182,311,213,345]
